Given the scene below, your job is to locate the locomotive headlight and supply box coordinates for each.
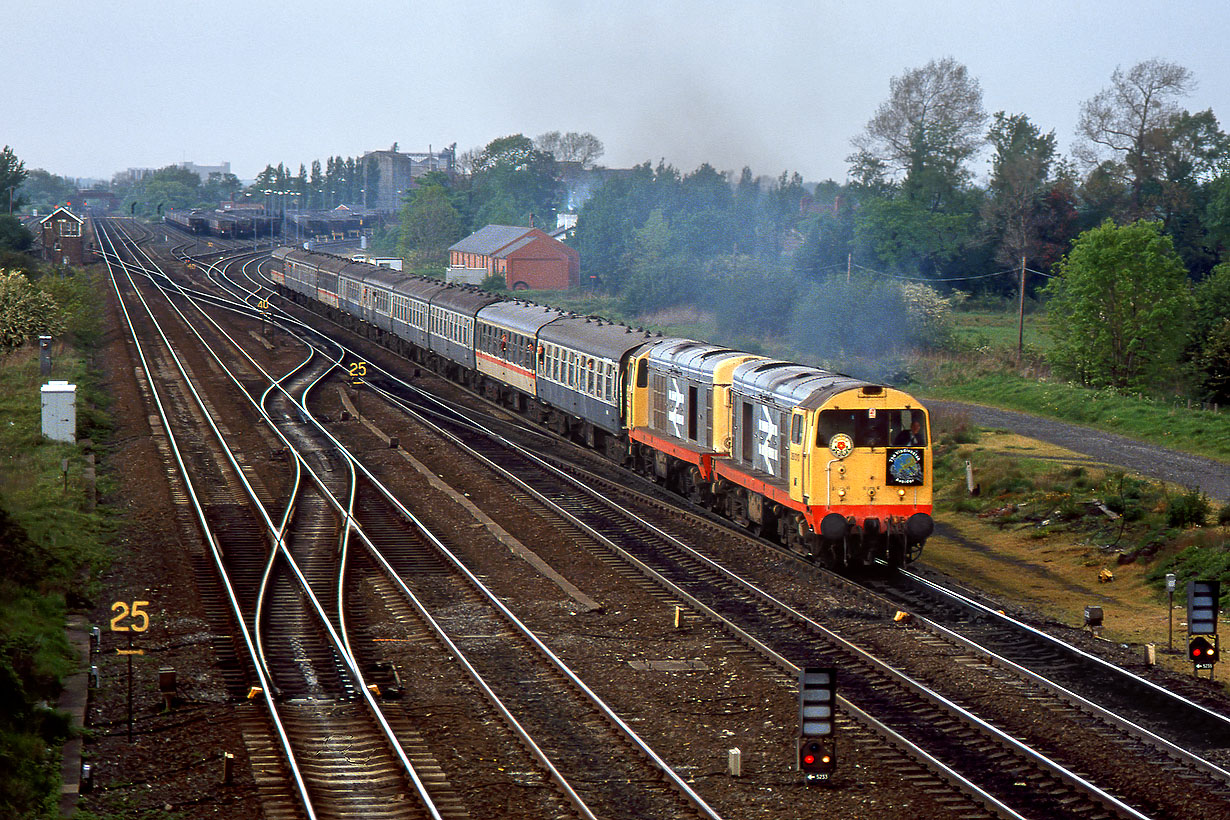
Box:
[898,488,906,498]
[837,489,846,498]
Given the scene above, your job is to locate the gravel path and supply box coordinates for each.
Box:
[927,399,1230,502]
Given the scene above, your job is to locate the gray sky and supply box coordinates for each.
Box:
[6,1,1229,184]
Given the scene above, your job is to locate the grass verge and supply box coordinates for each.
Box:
[922,370,1230,463]
[0,267,114,818]
[927,411,1230,681]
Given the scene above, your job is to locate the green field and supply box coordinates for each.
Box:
[951,308,1052,353]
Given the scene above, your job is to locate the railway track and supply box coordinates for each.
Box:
[237,274,1230,820]
[99,220,451,819]
[99,220,729,820]
[99,226,1230,819]
[350,383,1157,818]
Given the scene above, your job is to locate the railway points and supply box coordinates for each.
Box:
[72,217,1230,820]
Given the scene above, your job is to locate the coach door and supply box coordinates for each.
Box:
[789,408,808,503]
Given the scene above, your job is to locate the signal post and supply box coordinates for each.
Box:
[1187,581,1220,679]
[798,667,836,782]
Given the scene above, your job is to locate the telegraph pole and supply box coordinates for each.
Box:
[1017,255,1026,365]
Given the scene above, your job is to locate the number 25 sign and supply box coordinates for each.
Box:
[110,600,151,633]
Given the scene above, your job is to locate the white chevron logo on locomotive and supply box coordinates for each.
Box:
[756,406,779,475]
[668,377,685,439]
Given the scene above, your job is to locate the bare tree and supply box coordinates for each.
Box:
[1076,58,1195,212]
[534,131,563,157]
[849,57,986,198]
[455,146,482,176]
[534,131,605,167]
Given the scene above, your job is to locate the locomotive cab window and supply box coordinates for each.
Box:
[816,408,927,448]
[890,409,927,446]
[817,410,880,447]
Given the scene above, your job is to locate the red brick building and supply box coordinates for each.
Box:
[39,207,88,267]
[448,225,579,291]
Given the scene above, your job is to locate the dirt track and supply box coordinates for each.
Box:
[927,399,1230,503]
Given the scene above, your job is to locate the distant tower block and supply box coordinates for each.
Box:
[41,380,77,443]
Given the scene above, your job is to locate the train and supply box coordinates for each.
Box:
[269,247,934,568]
[165,209,274,240]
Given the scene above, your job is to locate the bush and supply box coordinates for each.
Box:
[1218,502,1230,527]
[1150,542,1230,598]
[1167,487,1212,529]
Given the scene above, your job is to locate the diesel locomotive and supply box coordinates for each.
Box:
[270,247,934,568]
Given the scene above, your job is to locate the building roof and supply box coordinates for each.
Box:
[494,235,539,258]
[40,206,83,225]
[449,224,535,256]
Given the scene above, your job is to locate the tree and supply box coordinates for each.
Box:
[310,160,324,209]
[849,57,986,208]
[1191,262,1230,400]
[982,112,1058,269]
[397,184,463,264]
[620,208,689,313]
[855,195,971,275]
[1077,59,1195,215]
[16,169,76,214]
[0,271,65,356]
[203,171,241,203]
[470,134,561,229]
[534,131,605,167]
[1196,319,1230,402]
[474,135,536,174]
[702,254,801,338]
[1044,220,1192,390]
[0,216,33,253]
[0,147,26,214]
[788,273,911,366]
[1148,109,1230,275]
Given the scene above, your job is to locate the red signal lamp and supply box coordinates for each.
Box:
[1189,634,1218,665]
